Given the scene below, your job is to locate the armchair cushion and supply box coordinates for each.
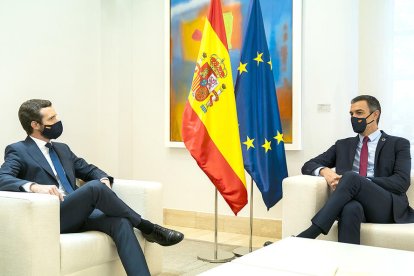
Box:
[60,231,119,275]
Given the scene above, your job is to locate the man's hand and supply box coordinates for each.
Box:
[320,168,342,191]
[100,178,111,189]
[30,184,64,201]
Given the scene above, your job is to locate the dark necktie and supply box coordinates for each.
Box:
[359,136,369,176]
[46,143,74,193]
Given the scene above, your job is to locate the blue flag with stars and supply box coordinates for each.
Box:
[235,0,288,210]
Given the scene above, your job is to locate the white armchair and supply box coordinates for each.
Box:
[0,179,163,276]
[282,175,414,251]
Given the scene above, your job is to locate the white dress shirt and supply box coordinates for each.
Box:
[22,136,68,195]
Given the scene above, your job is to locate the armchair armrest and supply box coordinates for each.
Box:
[112,179,163,225]
[0,191,60,275]
[112,179,163,275]
[282,175,329,238]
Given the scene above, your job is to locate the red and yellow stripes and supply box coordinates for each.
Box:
[182,0,247,215]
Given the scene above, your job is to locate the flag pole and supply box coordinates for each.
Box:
[197,188,235,263]
[233,177,257,256]
[249,177,254,251]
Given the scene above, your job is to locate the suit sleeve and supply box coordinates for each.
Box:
[302,144,337,175]
[0,145,30,191]
[371,138,411,194]
[64,145,113,184]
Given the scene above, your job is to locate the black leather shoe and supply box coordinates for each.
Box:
[263,241,273,247]
[142,225,184,246]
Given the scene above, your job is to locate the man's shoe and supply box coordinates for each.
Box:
[263,241,273,247]
[142,225,184,246]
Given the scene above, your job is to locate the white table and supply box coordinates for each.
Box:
[201,237,414,275]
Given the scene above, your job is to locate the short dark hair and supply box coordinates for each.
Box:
[351,95,381,124]
[18,99,52,135]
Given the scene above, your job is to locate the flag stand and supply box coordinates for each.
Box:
[232,177,258,257]
[197,188,235,263]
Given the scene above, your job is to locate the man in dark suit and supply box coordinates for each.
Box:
[0,99,184,275]
[298,95,413,244]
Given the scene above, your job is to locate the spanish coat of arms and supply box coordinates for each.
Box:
[191,52,228,113]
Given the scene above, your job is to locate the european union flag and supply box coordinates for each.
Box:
[235,0,288,209]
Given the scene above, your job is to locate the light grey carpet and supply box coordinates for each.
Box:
[158,240,239,276]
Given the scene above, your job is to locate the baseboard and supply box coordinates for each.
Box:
[163,208,281,239]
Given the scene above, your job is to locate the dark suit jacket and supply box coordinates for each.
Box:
[302,131,413,222]
[0,136,112,192]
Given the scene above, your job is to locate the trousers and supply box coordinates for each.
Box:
[312,172,394,244]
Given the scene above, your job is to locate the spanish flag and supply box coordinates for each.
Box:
[182,0,247,215]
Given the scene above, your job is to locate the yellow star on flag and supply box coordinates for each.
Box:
[261,138,272,153]
[274,131,284,144]
[237,62,248,75]
[243,136,255,150]
[267,59,272,70]
[253,52,263,66]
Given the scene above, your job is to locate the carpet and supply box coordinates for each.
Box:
[158,239,239,275]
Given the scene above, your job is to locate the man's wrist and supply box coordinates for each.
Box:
[29,183,37,192]
[100,177,111,186]
[22,182,36,192]
[314,167,326,176]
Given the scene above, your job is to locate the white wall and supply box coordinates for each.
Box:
[0,0,134,176]
[359,0,393,123]
[0,0,102,164]
[0,0,359,220]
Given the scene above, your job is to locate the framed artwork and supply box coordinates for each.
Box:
[165,0,302,150]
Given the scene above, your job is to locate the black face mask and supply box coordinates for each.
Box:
[42,121,63,140]
[351,112,375,134]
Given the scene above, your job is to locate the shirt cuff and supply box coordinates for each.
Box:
[22,182,35,192]
[314,167,325,176]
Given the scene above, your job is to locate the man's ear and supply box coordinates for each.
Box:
[373,110,380,123]
[31,121,41,131]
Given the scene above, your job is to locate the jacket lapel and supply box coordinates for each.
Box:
[374,131,388,172]
[24,137,55,179]
[347,135,359,170]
